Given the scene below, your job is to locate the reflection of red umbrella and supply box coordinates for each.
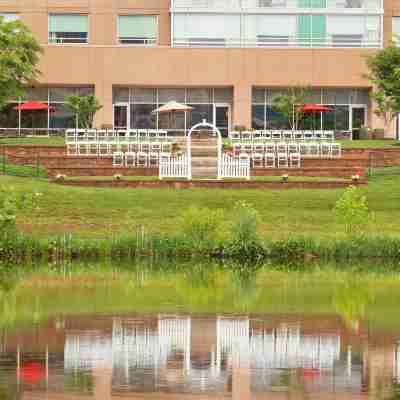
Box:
[302,367,321,379]
[20,362,45,385]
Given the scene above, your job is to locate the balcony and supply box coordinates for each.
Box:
[172,34,381,48]
[171,0,383,11]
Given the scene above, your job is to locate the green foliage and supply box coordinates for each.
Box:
[0,17,42,109]
[226,201,264,260]
[272,85,311,130]
[366,44,400,127]
[334,186,370,235]
[180,206,225,249]
[65,94,102,129]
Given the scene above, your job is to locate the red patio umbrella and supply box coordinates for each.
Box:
[300,104,333,130]
[14,102,55,134]
[20,362,46,385]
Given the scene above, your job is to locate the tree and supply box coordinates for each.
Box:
[0,17,42,109]
[365,44,400,129]
[272,85,311,130]
[66,95,102,128]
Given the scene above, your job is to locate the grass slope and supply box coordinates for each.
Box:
[0,166,397,239]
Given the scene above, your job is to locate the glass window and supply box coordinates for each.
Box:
[188,104,213,126]
[173,14,241,46]
[187,88,212,103]
[132,88,156,104]
[322,89,350,104]
[49,14,88,44]
[24,87,48,102]
[0,13,19,23]
[158,88,186,103]
[252,88,265,103]
[118,15,157,45]
[252,105,265,129]
[298,15,327,46]
[130,104,156,129]
[266,105,290,129]
[323,105,349,130]
[49,103,75,129]
[0,103,19,128]
[49,87,93,102]
[113,87,129,103]
[393,17,400,44]
[214,88,233,103]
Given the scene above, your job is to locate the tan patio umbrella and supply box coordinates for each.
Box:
[152,101,194,131]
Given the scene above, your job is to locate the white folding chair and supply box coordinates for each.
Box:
[314,130,324,141]
[113,151,124,167]
[140,142,150,153]
[88,143,98,157]
[98,143,109,157]
[233,143,241,156]
[128,142,139,153]
[77,143,88,156]
[125,152,136,167]
[150,142,162,153]
[265,142,276,154]
[290,153,301,168]
[253,143,265,154]
[230,131,241,142]
[241,131,253,142]
[299,142,309,157]
[272,131,282,141]
[97,129,107,144]
[138,129,148,140]
[242,143,253,154]
[282,131,293,142]
[276,142,288,154]
[86,129,97,143]
[331,143,342,158]
[303,131,314,141]
[161,142,172,153]
[263,130,272,141]
[294,131,304,141]
[65,129,76,144]
[320,142,332,159]
[265,152,276,168]
[252,153,264,168]
[323,131,334,142]
[309,142,320,158]
[253,131,264,143]
[157,130,168,142]
[148,129,159,141]
[149,152,159,167]
[137,151,148,167]
[287,142,299,154]
[128,130,138,142]
[277,152,288,168]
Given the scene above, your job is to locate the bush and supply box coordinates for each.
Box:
[180,206,225,249]
[334,186,371,236]
[226,201,264,260]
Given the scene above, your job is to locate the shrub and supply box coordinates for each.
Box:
[226,201,264,260]
[180,206,225,249]
[334,186,371,236]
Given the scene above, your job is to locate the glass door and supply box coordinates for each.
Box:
[214,104,230,137]
[113,104,129,129]
[351,106,366,139]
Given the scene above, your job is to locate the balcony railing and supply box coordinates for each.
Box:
[173,35,381,48]
[171,0,383,10]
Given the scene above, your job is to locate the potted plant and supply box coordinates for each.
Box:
[223,143,233,154]
[113,174,123,181]
[351,174,360,182]
[55,173,66,181]
[281,174,289,182]
[171,142,181,154]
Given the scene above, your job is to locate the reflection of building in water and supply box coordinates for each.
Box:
[2,315,400,399]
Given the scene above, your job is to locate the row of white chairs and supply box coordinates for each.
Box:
[65,129,171,144]
[232,142,341,159]
[251,152,301,169]
[67,142,173,157]
[112,151,165,168]
[230,130,335,142]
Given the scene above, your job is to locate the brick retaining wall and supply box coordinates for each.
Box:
[55,179,367,190]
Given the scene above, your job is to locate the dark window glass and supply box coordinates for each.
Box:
[20,110,48,129]
[266,105,290,129]
[130,104,156,129]
[322,105,349,131]
[49,103,75,129]
[187,104,213,127]
[252,105,265,129]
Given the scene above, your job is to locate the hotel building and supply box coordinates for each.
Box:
[0,0,399,137]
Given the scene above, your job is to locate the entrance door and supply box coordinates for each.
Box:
[351,107,366,130]
[114,104,129,129]
[214,104,230,138]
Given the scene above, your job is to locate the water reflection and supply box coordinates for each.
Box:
[1,314,399,399]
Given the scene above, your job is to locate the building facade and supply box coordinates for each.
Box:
[0,0,399,136]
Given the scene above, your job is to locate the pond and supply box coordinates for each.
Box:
[1,261,400,399]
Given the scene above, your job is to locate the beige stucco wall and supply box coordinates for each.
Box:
[0,0,396,134]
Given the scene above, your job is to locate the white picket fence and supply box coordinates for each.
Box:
[159,153,189,179]
[220,154,250,180]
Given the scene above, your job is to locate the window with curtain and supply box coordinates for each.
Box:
[0,13,19,22]
[244,15,296,46]
[173,14,241,47]
[328,15,364,46]
[48,14,88,44]
[118,15,157,45]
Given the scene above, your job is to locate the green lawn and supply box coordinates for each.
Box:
[0,136,65,146]
[0,166,396,239]
[338,139,400,149]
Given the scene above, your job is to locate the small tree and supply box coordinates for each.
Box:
[0,17,42,109]
[334,186,370,236]
[365,44,400,130]
[66,95,102,129]
[272,85,311,130]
